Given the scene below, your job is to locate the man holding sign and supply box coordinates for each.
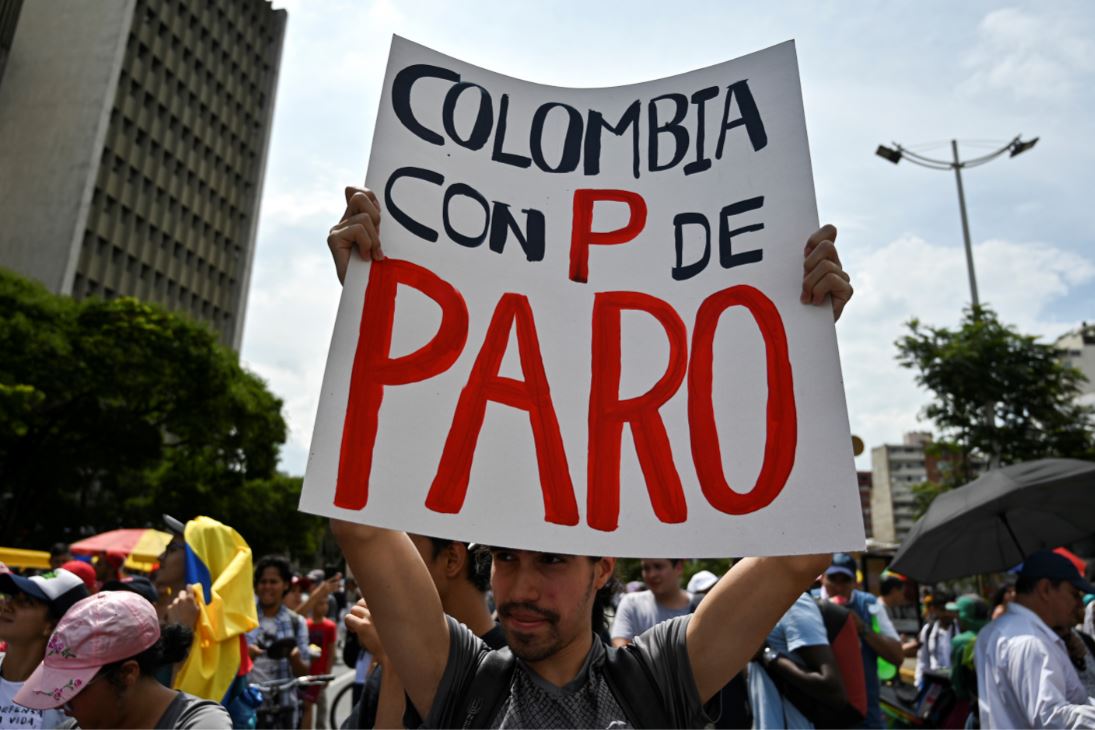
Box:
[328,208,849,728]
[306,36,861,728]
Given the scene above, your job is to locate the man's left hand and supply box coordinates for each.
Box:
[802,224,852,321]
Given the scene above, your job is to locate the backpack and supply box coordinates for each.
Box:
[434,643,674,729]
[774,599,867,729]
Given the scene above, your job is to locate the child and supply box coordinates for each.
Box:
[301,598,337,729]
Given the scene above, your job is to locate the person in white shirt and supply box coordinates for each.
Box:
[610,558,692,647]
[914,592,956,688]
[975,549,1095,729]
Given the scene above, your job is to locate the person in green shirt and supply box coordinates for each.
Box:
[948,594,990,703]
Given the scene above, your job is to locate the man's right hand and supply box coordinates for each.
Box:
[328,186,384,284]
[345,598,386,660]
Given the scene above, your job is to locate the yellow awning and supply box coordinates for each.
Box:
[0,548,51,570]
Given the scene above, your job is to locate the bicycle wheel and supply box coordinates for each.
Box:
[329,682,355,729]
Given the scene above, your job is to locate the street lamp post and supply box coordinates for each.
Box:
[875,135,1038,309]
[876,135,1038,469]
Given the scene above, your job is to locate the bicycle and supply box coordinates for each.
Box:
[251,674,336,729]
[328,680,356,729]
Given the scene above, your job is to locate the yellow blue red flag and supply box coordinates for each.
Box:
[173,516,258,703]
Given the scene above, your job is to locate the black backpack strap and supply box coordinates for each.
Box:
[403,646,516,729]
[454,647,517,729]
[602,645,673,729]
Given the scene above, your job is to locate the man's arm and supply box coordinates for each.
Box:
[297,575,339,619]
[330,520,449,718]
[854,611,905,667]
[289,614,313,676]
[688,554,829,703]
[1010,635,1095,728]
[763,644,847,707]
[344,598,408,729]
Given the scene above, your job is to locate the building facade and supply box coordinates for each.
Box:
[857,470,873,540]
[0,0,285,349]
[870,432,936,545]
[1057,322,1095,402]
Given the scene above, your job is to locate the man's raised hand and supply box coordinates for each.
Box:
[802,224,852,321]
[328,186,384,284]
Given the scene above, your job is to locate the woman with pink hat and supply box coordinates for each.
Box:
[13,591,231,729]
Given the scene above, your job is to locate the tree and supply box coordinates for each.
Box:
[896,305,1095,499]
[0,268,324,555]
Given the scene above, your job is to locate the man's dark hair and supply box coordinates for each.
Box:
[1015,575,1064,595]
[643,558,683,567]
[593,575,620,637]
[49,542,70,558]
[254,555,293,593]
[428,538,491,593]
[880,576,905,597]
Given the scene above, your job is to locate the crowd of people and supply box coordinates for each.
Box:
[1,189,1093,729]
[3,521,1095,729]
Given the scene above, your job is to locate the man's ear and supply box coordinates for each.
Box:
[445,543,467,579]
[594,557,616,590]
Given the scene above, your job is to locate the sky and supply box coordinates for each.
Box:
[239,0,1095,477]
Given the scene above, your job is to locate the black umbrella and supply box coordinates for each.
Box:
[888,458,1095,583]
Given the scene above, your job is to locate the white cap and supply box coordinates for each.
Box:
[687,570,718,594]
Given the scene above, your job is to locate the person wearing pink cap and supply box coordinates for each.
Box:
[13,591,231,729]
[0,567,89,728]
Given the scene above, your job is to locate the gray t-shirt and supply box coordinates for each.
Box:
[611,590,692,641]
[154,691,232,729]
[424,615,711,728]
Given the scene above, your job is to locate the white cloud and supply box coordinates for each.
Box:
[241,247,341,474]
[961,7,1095,102]
[840,234,1095,467]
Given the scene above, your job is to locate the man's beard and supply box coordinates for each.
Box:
[498,601,563,662]
[496,575,595,663]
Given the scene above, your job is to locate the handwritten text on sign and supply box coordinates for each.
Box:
[301,37,864,557]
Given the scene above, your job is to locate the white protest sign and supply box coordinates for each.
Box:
[301,36,865,557]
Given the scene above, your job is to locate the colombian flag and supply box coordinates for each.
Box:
[174,516,259,703]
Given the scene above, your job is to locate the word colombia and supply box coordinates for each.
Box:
[384,62,772,282]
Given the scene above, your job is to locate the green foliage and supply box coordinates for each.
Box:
[0,268,322,557]
[896,305,1095,507]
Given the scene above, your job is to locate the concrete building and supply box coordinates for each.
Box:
[0,0,285,349]
[857,470,873,540]
[1057,322,1095,403]
[870,432,937,545]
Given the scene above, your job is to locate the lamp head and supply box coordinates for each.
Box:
[876,144,902,164]
[1010,137,1038,157]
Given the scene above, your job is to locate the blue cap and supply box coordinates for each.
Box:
[101,576,160,605]
[1019,549,1094,594]
[826,552,857,579]
[0,569,90,618]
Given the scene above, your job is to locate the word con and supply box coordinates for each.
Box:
[385,176,767,283]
